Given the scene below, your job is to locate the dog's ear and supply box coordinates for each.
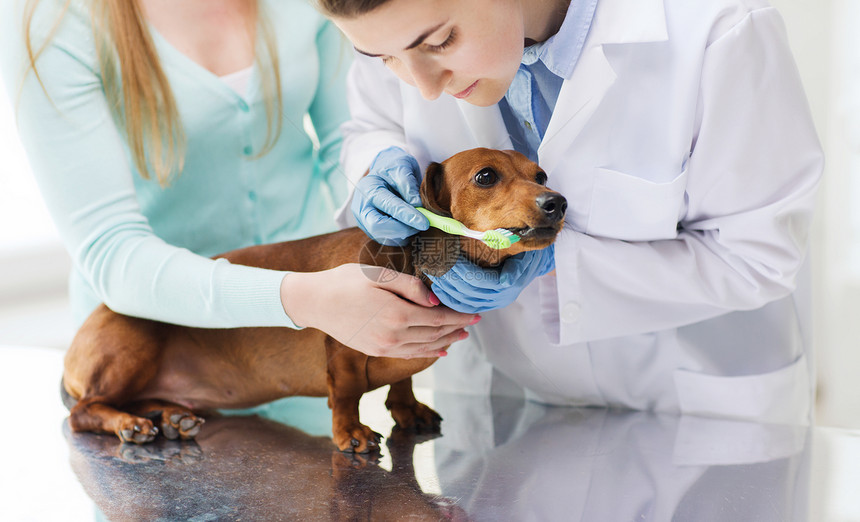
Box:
[419,162,452,217]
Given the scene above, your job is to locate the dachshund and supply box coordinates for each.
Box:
[61,148,567,452]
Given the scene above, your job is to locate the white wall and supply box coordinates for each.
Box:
[0,66,73,348]
[772,0,860,428]
[0,67,70,300]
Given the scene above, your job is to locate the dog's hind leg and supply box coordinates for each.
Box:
[385,378,442,434]
[64,311,169,443]
[68,398,159,444]
[126,399,205,440]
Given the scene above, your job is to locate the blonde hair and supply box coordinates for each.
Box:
[24,0,283,186]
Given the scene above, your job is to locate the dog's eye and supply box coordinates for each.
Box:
[535,171,548,185]
[474,168,499,187]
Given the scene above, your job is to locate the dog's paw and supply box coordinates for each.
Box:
[388,401,442,434]
[161,411,205,440]
[333,424,383,454]
[117,418,159,444]
[331,448,380,472]
[158,440,204,465]
[118,442,162,463]
[116,439,204,464]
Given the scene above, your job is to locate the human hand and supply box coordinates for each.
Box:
[280,264,479,358]
[351,147,429,246]
[427,245,556,313]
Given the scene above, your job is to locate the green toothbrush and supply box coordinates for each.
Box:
[415,207,520,250]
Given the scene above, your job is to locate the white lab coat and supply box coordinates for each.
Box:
[336,0,823,425]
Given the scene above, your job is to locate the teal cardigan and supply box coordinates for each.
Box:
[0,0,352,327]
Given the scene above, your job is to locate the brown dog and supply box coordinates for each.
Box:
[62,148,567,452]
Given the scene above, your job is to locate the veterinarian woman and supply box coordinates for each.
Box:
[0,0,477,360]
[320,0,824,425]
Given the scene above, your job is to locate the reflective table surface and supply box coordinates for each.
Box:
[3,345,859,521]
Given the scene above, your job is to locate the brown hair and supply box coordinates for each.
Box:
[314,0,392,18]
[23,0,283,187]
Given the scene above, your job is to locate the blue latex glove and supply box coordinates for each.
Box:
[351,146,429,246]
[428,245,556,313]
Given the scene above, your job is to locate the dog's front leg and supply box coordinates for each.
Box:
[325,337,382,453]
[126,399,205,440]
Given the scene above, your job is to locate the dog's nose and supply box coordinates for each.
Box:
[536,192,568,221]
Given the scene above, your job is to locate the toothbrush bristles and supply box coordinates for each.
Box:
[480,228,520,249]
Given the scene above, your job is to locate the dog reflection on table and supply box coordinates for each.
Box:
[61,148,567,452]
[64,413,466,521]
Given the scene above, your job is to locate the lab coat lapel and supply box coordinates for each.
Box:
[539,0,669,174]
[538,47,616,174]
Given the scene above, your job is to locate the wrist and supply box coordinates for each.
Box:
[280,272,316,328]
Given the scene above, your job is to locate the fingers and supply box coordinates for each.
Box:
[359,208,416,245]
[498,248,552,283]
[379,267,494,317]
[353,172,428,242]
[404,300,481,329]
[498,252,530,285]
[373,268,440,307]
[402,325,468,343]
[361,265,483,318]
[372,325,472,359]
[372,297,480,358]
[431,257,518,293]
[304,265,478,360]
[369,147,421,198]
[430,282,500,313]
[390,168,422,206]
[446,258,501,289]
[369,188,428,230]
[359,270,480,358]
[397,328,471,359]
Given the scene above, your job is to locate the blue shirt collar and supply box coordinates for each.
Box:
[521,0,599,79]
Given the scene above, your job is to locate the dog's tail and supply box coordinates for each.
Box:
[60,377,78,410]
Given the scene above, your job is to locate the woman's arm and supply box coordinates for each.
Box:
[1,3,292,328]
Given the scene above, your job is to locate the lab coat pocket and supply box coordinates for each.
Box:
[673,354,811,426]
[586,167,687,241]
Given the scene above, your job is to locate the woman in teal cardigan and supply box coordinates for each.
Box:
[0,0,475,358]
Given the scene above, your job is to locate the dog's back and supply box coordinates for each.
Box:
[216,227,411,274]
